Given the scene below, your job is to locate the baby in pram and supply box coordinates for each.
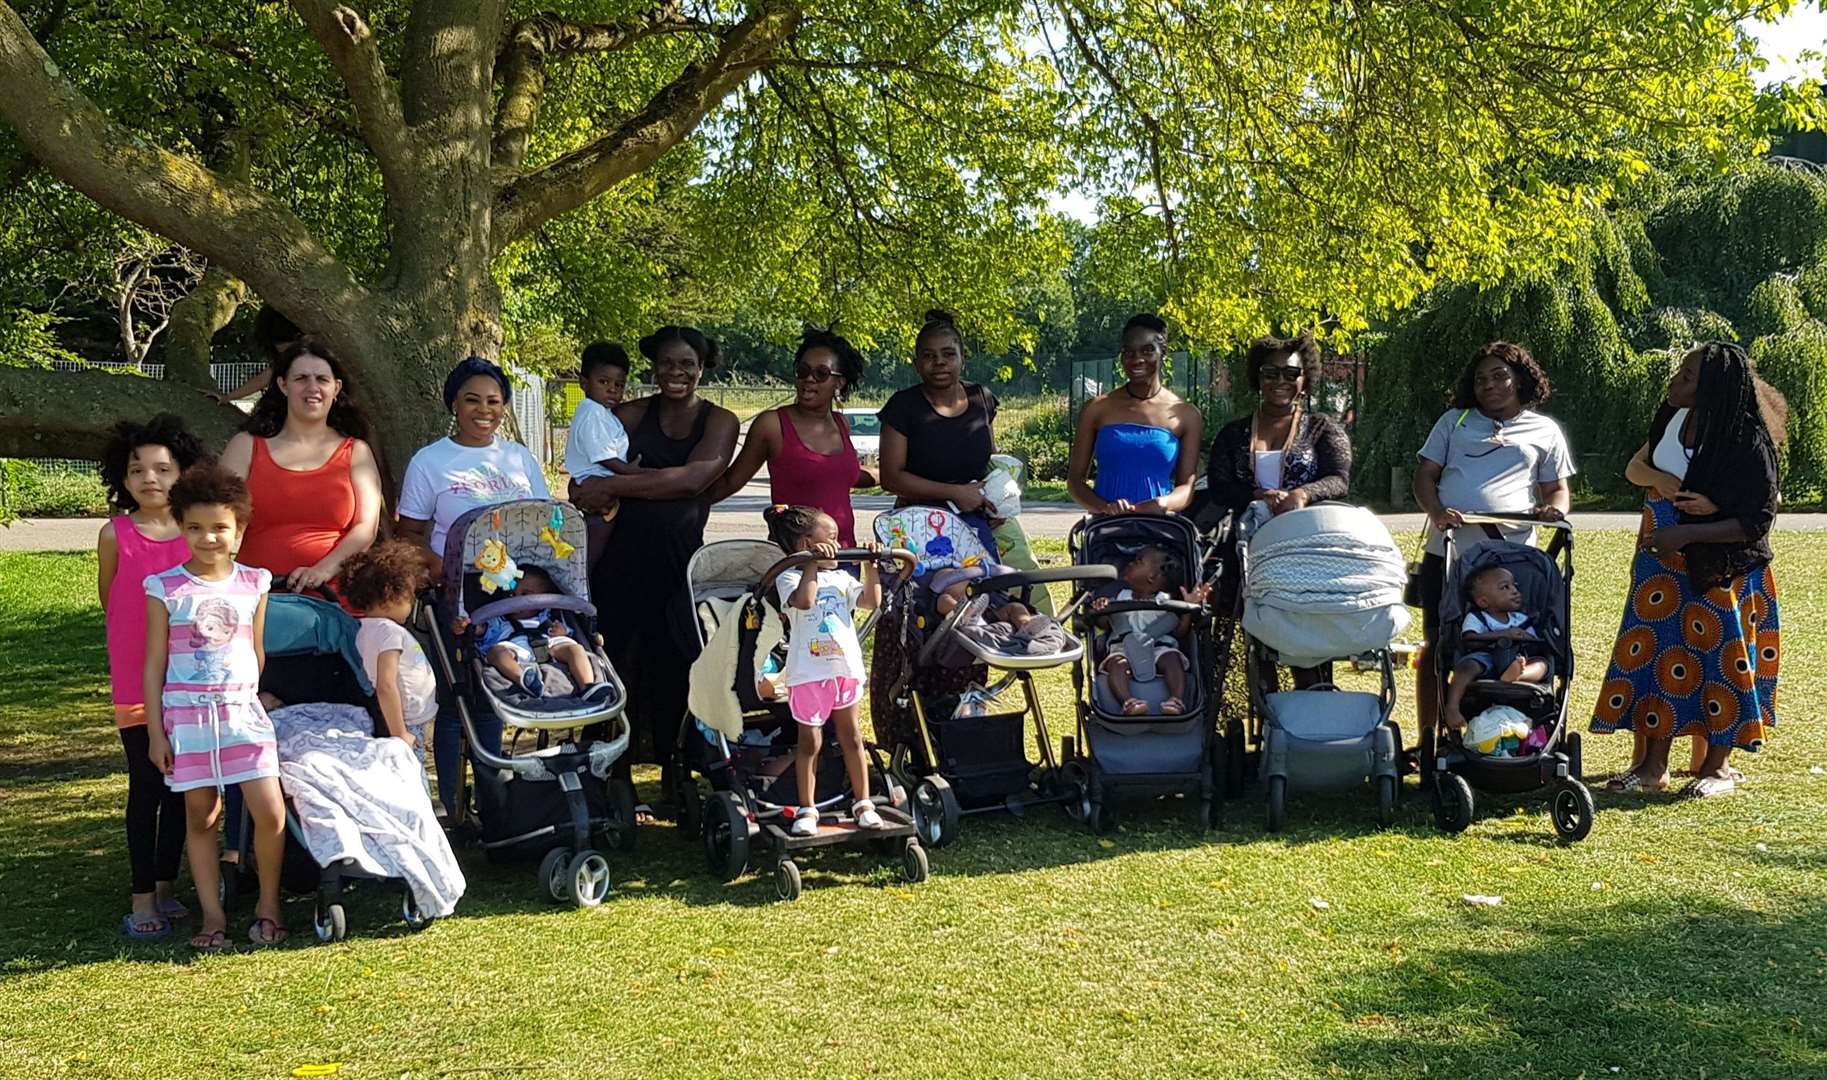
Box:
[930,563,1067,654]
[1092,545,1210,715]
[477,565,612,705]
[1442,564,1550,731]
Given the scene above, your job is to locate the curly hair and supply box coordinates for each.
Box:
[337,540,429,612]
[244,339,370,439]
[638,325,721,373]
[762,503,828,555]
[915,308,963,354]
[581,341,631,378]
[1244,333,1321,392]
[97,414,212,512]
[796,327,866,400]
[169,464,253,526]
[1451,340,1551,410]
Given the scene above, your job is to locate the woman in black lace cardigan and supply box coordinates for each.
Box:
[1205,334,1352,691]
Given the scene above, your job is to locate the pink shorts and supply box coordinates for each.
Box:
[786,677,863,726]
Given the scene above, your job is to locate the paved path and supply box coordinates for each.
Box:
[7,487,1824,553]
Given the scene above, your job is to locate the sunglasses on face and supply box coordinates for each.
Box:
[794,364,837,383]
[1259,366,1302,384]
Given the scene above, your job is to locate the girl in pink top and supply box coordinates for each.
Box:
[700,328,871,543]
[96,415,209,939]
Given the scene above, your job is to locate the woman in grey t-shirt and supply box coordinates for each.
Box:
[1411,341,1575,740]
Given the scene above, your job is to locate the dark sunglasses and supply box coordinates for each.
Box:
[794,364,837,383]
[1259,366,1302,383]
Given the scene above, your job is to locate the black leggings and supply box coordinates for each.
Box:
[120,725,186,894]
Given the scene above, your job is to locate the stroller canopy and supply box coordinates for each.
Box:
[1242,502,1410,664]
[875,506,993,576]
[440,499,591,618]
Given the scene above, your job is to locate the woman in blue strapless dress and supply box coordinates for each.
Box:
[1067,314,1205,516]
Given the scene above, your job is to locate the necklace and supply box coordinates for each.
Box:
[1125,380,1163,402]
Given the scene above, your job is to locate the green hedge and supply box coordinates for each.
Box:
[0,461,111,521]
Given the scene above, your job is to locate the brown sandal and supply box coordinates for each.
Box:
[189,928,228,952]
[247,917,290,947]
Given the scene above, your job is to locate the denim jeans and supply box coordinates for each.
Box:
[432,697,502,815]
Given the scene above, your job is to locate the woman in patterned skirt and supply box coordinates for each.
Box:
[1592,343,1786,797]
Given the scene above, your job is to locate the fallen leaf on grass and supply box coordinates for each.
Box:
[1461,894,1503,907]
[824,945,841,956]
[1309,897,1330,911]
[1810,765,1824,775]
[291,1066,341,1078]
[1097,839,1116,849]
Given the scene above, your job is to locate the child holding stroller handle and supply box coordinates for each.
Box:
[1442,565,1550,732]
[142,465,289,951]
[765,505,889,837]
[339,541,438,757]
[1092,545,1212,716]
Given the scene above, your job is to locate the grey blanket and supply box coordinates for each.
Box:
[272,703,467,918]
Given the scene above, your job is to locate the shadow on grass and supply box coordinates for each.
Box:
[1309,897,1827,1079]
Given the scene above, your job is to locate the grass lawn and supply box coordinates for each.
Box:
[1,533,1824,1078]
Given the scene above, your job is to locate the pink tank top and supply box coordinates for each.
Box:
[768,410,860,545]
[105,515,190,716]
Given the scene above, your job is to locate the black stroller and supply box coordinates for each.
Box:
[422,499,635,907]
[678,540,927,901]
[223,592,441,942]
[1065,513,1219,831]
[1423,514,1593,841]
[870,507,1113,847]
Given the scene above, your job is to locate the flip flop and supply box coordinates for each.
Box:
[1680,775,1737,799]
[121,912,170,939]
[634,803,656,825]
[1604,772,1668,794]
[246,917,290,947]
[157,898,190,922]
[189,928,228,952]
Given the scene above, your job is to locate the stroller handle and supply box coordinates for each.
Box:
[757,547,916,596]
[1455,511,1573,532]
[466,592,597,629]
[967,564,1116,598]
[1088,597,1203,618]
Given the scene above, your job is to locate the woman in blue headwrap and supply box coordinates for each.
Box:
[396,356,550,815]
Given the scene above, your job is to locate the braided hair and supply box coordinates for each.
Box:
[763,504,828,555]
[1683,342,1785,498]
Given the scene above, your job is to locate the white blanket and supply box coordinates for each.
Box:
[272,703,467,918]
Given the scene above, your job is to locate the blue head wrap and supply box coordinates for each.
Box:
[443,356,512,411]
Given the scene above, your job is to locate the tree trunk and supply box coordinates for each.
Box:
[163,265,247,392]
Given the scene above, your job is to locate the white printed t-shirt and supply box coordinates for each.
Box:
[399,436,550,554]
[564,397,630,481]
[355,617,439,726]
[774,568,865,687]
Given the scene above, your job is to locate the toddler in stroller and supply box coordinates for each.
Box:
[1442,564,1551,732]
[1091,545,1210,716]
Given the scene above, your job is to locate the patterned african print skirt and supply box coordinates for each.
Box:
[1590,497,1779,750]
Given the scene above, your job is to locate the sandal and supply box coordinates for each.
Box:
[246,917,290,947]
[189,928,228,952]
[1604,772,1668,794]
[157,897,191,922]
[1122,698,1148,716]
[634,803,656,825]
[1680,774,1737,799]
[121,911,171,939]
[1160,697,1185,716]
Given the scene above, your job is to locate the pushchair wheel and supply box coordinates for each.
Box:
[1266,776,1288,833]
[401,891,433,931]
[912,776,961,849]
[1432,773,1475,834]
[312,901,347,943]
[539,847,574,903]
[1376,775,1397,829]
[566,849,612,908]
[773,859,803,901]
[704,792,750,882]
[900,840,930,885]
[606,777,639,853]
[1550,779,1595,843]
[1058,762,1094,826]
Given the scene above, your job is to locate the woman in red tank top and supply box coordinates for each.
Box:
[701,329,871,543]
[220,341,383,593]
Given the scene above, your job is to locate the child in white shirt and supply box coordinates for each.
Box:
[1443,565,1548,730]
[565,342,632,571]
[765,504,887,836]
[339,542,439,761]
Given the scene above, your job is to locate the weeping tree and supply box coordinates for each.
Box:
[1359,160,1827,503]
[0,0,1812,481]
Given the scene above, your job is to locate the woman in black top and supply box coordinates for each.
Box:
[571,326,738,815]
[1592,342,1785,798]
[878,309,1001,555]
[1205,334,1351,519]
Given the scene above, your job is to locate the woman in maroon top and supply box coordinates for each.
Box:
[701,329,873,542]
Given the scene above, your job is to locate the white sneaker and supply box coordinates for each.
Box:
[789,806,820,837]
[852,800,885,829]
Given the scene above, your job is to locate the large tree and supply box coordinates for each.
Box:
[0,0,1811,477]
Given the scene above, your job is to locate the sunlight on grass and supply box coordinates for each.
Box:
[0,539,1822,1078]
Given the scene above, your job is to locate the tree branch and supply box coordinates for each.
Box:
[0,2,376,344]
[290,1,413,189]
[491,5,802,250]
[0,366,246,460]
[491,5,716,173]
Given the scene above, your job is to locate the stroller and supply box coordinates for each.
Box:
[223,592,446,942]
[870,507,1112,846]
[1423,515,1591,841]
[678,540,927,901]
[1236,502,1408,831]
[1065,513,1218,831]
[422,499,634,908]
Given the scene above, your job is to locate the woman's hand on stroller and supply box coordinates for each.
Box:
[949,484,988,514]
[1265,488,1310,516]
[448,614,471,637]
[1532,504,1567,522]
[286,557,340,592]
[1428,506,1467,532]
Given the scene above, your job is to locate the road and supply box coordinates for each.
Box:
[7,483,1825,553]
